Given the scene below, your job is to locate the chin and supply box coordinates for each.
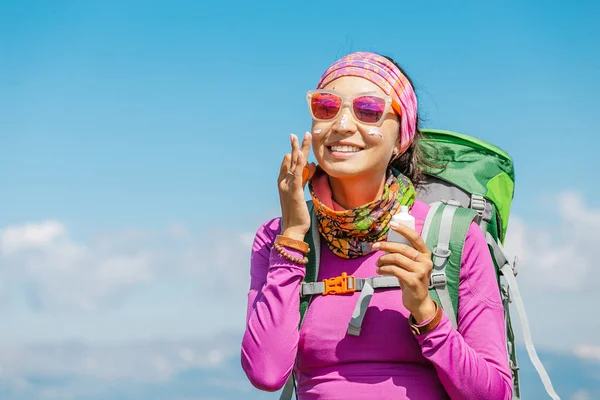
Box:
[318,160,369,180]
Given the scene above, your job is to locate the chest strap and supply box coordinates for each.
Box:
[300,274,401,336]
[300,274,400,297]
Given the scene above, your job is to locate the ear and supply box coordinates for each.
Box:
[391,138,402,161]
[395,131,403,150]
[393,137,402,156]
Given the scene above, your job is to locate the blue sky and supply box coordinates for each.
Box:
[1,0,600,398]
[3,0,599,230]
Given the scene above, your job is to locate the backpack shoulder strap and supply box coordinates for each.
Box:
[299,200,320,326]
[422,200,477,329]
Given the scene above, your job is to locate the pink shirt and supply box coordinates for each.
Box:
[241,199,512,400]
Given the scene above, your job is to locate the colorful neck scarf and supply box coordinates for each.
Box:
[316,52,418,155]
[309,169,416,259]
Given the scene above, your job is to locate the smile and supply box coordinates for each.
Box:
[328,145,363,153]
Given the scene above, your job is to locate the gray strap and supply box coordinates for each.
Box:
[487,234,560,400]
[470,194,486,219]
[346,276,402,336]
[436,286,457,330]
[421,201,442,243]
[301,276,400,296]
[300,281,325,297]
[347,280,374,336]
[470,194,492,233]
[359,276,400,290]
[482,202,492,231]
[432,201,457,270]
[486,232,514,276]
[431,202,458,329]
[299,276,400,336]
[430,202,457,288]
[279,374,295,400]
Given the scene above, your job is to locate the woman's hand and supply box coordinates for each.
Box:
[372,222,437,324]
[278,132,316,241]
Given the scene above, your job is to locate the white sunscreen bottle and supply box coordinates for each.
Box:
[386,205,415,247]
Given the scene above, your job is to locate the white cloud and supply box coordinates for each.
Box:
[0,334,261,400]
[0,333,241,382]
[571,391,592,400]
[501,191,600,350]
[2,190,598,353]
[0,220,255,312]
[557,192,600,226]
[0,220,65,254]
[240,232,256,249]
[503,191,598,291]
[573,344,600,362]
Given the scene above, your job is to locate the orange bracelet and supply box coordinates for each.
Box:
[274,243,309,265]
[275,235,310,254]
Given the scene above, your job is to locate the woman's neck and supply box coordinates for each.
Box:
[328,172,387,209]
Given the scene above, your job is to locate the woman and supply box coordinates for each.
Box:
[241,52,512,399]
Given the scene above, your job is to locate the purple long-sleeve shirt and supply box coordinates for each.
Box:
[241,199,512,399]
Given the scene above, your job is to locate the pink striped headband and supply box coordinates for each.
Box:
[317,52,418,154]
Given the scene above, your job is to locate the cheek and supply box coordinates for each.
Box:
[360,121,399,151]
[380,119,401,146]
[311,134,325,155]
[367,127,384,138]
[361,126,393,145]
[310,121,333,138]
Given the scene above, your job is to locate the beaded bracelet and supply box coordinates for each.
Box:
[274,243,309,265]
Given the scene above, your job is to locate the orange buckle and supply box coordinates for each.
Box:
[323,273,356,296]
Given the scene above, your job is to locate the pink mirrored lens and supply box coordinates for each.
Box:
[353,96,386,123]
[311,93,342,120]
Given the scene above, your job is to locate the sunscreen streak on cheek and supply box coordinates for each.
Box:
[368,128,383,138]
[312,129,322,135]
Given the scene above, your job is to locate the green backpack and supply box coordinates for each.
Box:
[280,129,560,400]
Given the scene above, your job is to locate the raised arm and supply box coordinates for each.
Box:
[241,218,306,392]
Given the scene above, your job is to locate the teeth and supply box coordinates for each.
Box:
[331,145,362,153]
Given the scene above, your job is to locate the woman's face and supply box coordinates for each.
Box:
[311,76,401,181]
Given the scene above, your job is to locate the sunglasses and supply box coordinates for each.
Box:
[306,89,401,126]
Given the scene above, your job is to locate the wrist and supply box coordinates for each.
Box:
[409,299,443,335]
[281,228,308,242]
[410,298,437,324]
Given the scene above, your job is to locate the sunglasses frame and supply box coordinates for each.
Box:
[306,89,400,126]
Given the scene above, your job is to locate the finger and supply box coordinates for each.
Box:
[278,153,292,181]
[293,150,305,184]
[376,264,415,288]
[372,241,421,259]
[389,221,430,253]
[376,252,418,272]
[290,134,299,171]
[300,131,312,161]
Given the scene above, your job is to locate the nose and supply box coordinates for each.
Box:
[331,108,358,136]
